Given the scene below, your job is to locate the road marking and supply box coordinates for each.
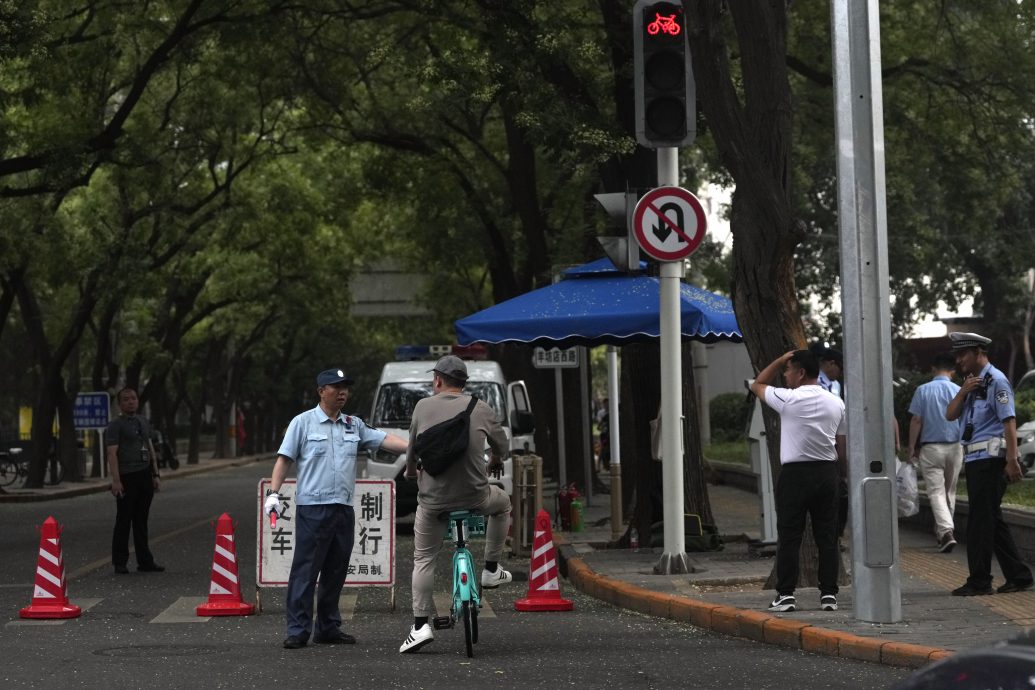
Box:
[65,515,221,581]
[151,596,210,624]
[6,597,102,626]
[339,593,358,620]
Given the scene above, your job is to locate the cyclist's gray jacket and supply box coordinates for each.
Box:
[406,392,508,512]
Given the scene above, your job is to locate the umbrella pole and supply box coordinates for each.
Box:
[607,347,624,543]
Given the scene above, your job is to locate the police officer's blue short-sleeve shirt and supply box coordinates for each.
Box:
[963,363,1015,462]
[277,406,387,506]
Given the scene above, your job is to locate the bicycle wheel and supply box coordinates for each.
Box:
[461,600,474,658]
[471,601,478,644]
[0,461,18,487]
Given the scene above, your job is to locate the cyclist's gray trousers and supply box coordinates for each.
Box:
[411,485,511,617]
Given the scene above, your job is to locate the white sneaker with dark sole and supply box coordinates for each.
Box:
[820,595,838,611]
[481,567,513,589]
[399,624,434,654]
[768,594,796,612]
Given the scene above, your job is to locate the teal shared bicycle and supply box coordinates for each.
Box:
[432,510,484,658]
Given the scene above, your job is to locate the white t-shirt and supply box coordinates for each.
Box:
[763,384,846,464]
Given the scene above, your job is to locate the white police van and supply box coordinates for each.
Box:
[366,345,536,516]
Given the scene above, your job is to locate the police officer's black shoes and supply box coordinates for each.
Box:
[313,631,356,644]
[137,563,165,572]
[113,565,129,574]
[283,635,307,649]
[952,583,994,596]
[997,580,1034,594]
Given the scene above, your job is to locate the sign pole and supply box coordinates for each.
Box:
[654,146,690,575]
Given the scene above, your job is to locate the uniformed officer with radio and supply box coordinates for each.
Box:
[945,332,1033,596]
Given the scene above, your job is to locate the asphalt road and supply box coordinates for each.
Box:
[0,462,913,689]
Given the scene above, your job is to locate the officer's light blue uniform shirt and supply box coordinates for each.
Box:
[907,375,962,444]
[277,406,387,506]
[962,363,1015,463]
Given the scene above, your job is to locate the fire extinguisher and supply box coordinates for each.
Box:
[570,494,585,532]
[557,484,578,530]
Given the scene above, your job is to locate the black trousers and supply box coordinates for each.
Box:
[964,457,1033,589]
[775,461,840,596]
[285,504,355,640]
[112,468,156,568]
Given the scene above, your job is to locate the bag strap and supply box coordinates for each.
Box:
[462,395,478,417]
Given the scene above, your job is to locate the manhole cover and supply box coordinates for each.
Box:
[94,644,228,658]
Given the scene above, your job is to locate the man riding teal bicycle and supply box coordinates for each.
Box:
[399,355,514,654]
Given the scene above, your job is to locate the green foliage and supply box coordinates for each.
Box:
[1015,389,1035,427]
[703,440,749,466]
[892,372,929,439]
[710,392,750,442]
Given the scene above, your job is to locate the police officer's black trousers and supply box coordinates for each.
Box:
[963,457,1032,588]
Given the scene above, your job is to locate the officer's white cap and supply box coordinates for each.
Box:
[949,332,991,351]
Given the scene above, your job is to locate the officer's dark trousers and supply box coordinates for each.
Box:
[964,457,1033,589]
[775,461,840,596]
[112,468,156,568]
[285,504,355,640]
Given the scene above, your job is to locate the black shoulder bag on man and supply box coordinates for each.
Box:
[414,396,479,476]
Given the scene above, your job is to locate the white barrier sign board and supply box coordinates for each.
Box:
[256,478,395,587]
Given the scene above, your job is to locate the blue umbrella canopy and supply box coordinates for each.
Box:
[455,258,742,347]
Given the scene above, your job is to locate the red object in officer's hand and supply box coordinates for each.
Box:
[270,510,277,529]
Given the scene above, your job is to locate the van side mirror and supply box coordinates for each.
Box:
[510,410,535,435]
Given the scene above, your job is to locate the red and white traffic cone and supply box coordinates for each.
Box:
[20,516,81,619]
[514,509,574,612]
[196,513,255,616]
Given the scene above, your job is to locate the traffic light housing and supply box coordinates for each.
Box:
[633,0,695,148]
[594,192,641,272]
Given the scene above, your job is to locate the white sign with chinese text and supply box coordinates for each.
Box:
[532,346,580,369]
[256,479,395,587]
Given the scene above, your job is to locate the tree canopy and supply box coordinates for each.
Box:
[2,0,1034,490]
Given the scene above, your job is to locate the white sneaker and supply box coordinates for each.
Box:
[481,567,513,589]
[767,594,796,612]
[399,624,434,654]
[820,595,838,611]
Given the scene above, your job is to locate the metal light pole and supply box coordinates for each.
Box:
[831,0,901,623]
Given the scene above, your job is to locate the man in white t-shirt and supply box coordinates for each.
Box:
[750,349,846,613]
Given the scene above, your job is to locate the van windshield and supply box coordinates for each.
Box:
[372,381,506,427]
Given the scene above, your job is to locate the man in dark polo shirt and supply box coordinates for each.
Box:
[105,387,163,575]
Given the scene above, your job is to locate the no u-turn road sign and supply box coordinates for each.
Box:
[632,186,707,261]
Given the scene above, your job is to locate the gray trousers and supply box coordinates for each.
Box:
[411,485,511,617]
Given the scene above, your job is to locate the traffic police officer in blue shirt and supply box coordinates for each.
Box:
[264,368,409,649]
[945,332,1033,596]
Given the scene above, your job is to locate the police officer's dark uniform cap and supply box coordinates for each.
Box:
[317,369,354,386]
[949,332,992,351]
[429,355,469,382]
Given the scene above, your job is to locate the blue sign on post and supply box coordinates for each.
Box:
[74,392,111,430]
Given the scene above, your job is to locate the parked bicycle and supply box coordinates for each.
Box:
[432,510,485,658]
[0,447,65,487]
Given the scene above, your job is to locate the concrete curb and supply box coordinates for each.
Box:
[554,534,952,669]
[0,455,268,503]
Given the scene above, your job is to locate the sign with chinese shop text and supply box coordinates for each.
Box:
[256,479,395,587]
[532,347,580,369]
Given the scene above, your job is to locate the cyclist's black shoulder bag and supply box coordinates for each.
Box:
[414,396,479,477]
